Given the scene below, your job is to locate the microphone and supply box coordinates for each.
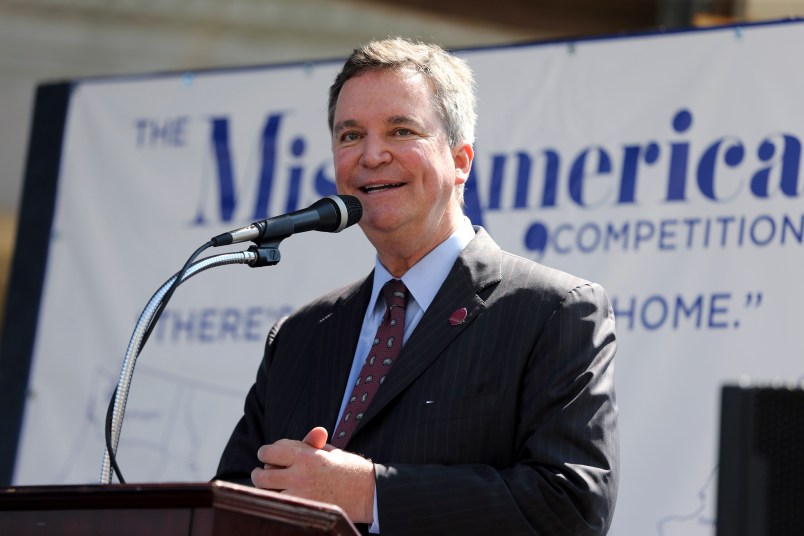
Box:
[210,195,362,247]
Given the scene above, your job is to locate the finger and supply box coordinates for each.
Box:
[303,426,329,449]
[251,466,285,491]
[257,442,300,467]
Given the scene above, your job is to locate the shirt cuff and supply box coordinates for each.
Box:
[368,485,380,533]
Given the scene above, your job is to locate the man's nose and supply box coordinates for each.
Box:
[359,134,392,168]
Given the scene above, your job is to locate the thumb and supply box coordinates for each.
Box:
[302,426,329,449]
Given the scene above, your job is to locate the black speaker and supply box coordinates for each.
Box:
[716,384,804,536]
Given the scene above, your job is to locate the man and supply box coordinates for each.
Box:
[216,37,618,535]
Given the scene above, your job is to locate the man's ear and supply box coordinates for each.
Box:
[453,142,474,185]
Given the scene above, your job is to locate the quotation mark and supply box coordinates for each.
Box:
[745,292,763,308]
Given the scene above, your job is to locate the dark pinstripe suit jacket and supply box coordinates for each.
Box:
[216,227,619,535]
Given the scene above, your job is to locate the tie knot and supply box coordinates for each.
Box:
[382,279,408,309]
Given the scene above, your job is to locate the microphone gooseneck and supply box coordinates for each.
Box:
[102,195,362,483]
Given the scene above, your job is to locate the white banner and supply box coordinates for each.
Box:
[16,21,804,535]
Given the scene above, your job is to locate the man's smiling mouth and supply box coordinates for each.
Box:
[361,183,405,193]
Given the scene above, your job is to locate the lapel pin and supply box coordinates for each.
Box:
[449,307,468,326]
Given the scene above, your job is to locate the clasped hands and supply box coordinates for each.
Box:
[251,426,375,524]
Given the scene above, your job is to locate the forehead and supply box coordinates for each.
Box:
[334,68,437,120]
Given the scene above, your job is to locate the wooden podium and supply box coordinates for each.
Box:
[0,480,360,535]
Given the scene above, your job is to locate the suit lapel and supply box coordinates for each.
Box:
[303,276,373,435]
[353,228,502,435]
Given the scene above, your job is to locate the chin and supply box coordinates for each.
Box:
[360,212,405,235]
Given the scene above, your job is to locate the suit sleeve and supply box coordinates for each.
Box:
[373,282,619,536]
[214,317,287,485]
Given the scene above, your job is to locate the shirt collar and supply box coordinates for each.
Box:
[371,217,475,312]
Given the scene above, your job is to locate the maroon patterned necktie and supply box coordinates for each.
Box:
[332,279,408,449]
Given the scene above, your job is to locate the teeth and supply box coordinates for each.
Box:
[363,183,403,193]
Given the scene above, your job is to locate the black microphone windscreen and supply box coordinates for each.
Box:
[339,195,362,227]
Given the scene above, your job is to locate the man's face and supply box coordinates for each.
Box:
[331,68,472,255]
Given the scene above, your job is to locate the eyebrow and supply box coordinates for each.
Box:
[388,115,425,130]
[332,119,358,136]
[332,115,426,136]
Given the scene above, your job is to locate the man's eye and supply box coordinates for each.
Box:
[394,128,413,136]
[341,132,360,142]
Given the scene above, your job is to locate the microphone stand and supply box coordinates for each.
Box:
[99,195,360,484]
[100,248,265,484]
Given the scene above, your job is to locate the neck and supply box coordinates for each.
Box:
[373,218,462,278]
